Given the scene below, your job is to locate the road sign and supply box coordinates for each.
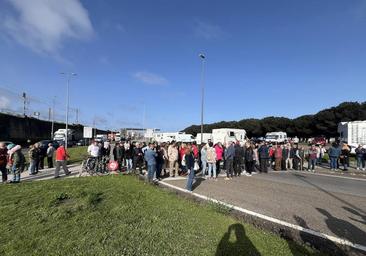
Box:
[83,126,93,138]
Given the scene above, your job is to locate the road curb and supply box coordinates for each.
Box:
[157,180,366,256]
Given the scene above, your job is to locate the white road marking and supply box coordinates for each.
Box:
[159,180,366,253]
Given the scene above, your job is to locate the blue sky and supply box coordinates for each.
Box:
[1,0,366,131]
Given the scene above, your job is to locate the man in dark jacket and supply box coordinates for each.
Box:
[113,143,123,170]
[133,143,143,174]
[224,142,235,180]
[233,142,244,176]
[0,143,8,183]
[258,142,269,173]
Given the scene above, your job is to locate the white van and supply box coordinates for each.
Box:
[212,128,246,145]
[196,133,213,144]
[265,132,287,143]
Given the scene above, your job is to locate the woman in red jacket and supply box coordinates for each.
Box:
[215,142,224,175]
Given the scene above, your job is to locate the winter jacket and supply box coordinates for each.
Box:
[206,147,216,163]
[11,149,25,170]
[0,147,7,167]
[308,149,318,160]
[355,147,365,158]
[328,146,341,158]
[234,144,244,159]
[168,145,179,161]
[56,146,69,161]
[225,145,235,160]
[215,145,224,161]
[185,153,195,170]
[144,148,157,165]
[192,145,199,158]
[258,145,269,159]
[274,147,282,159]
[29,147,40,161]
[244,148,254,162]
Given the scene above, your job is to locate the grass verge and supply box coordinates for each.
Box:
[0,176,324,256]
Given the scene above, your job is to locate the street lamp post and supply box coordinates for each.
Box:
[199,53,206,145]
[60,72,77,149]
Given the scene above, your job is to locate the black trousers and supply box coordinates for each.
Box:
[245,161,254,174]
[39,156,45,169]
[47,157,53,168]
[234,157,242,176]
[259,158,268,173]
[226,159,234,177]
[0,165,7,182]
[216,160,222,175]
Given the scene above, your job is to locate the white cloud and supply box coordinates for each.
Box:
[133,71,168,86]
[1,0,94,55]
[0,96,10,109]
[194,20,223,40]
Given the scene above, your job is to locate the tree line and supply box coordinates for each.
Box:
[182,102,366,139]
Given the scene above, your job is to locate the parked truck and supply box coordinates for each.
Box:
[196,133,213,144]
[212,128,246,145]
[53,129,82,146]
[338,121,366,146]
[153,132,195,143]
[265,132,287,143]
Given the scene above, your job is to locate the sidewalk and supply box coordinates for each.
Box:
[17,164,81,182]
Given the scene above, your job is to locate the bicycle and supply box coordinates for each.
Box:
[80,155,109,176]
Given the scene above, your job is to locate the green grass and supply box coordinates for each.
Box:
[67,146,88,164]
[0,176,324,256]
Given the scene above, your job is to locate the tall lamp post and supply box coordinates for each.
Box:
[199,53,206,145]
[60,72,77,149]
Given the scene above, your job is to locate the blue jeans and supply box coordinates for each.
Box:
[308,159,316,170]
[186,168,195,191]
[28,160,36,174]
[147,164,156,182]
[356,157,365,169]
[208,163,216,178]
[12,165,21,182]
[330,157,338,169]
[201,160,207,176]
[126,159,133,171]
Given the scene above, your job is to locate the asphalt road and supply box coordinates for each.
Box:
[164,170,366,247]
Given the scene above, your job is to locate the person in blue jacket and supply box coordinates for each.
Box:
[328,143,341,171]
[144,143,157,182]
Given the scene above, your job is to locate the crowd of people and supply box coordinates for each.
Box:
[0,141,71,183]
[1,137,364,187]
[92,139,364,191]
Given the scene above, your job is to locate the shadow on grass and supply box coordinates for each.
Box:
[215,223,260,256]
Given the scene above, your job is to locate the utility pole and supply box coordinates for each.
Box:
[22,92,26,116]
[199,53,206,145]
[48,108,51,121]
[51,97,55,139]
[76,108,79,124]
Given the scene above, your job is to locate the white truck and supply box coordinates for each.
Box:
[212,128,246,145]
[265,132,288,143]
[53,129,79,146]
[196,133,213,144]
[154,132,195,143]
[338,121,366,150]
[95,134,108,143]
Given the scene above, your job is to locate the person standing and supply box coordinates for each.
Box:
[307,145,317,172]
[144,143,157,183]
[168,142,179,177]
[224,142,235,180]
[215,143,224,175]
[328,143,341,171]
[133,143,143,174]
[274,144,283,171]
[7,144,25,183]
[200,144,208,177]
[28,144,39,175]
[156,144,164,180]
[355,145,365,171]
[206,142,217,180]
[244,143,254,176]
[340,143,350,171]
[0,142,8,183]
[258,142,269,173]
[46,143,55,168]
[234,141,244,176]
[54,143,71,178]
[185,147,195,191]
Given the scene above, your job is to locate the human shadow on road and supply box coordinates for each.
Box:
[342,206,366,225]
[292,173,366,216]
[215,223,260,256]
[192,177,205,191]
[287,215,345,256]
[317,208,366,245]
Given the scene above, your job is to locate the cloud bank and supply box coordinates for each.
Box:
[133,71,168,86]
[1,0,94,55]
